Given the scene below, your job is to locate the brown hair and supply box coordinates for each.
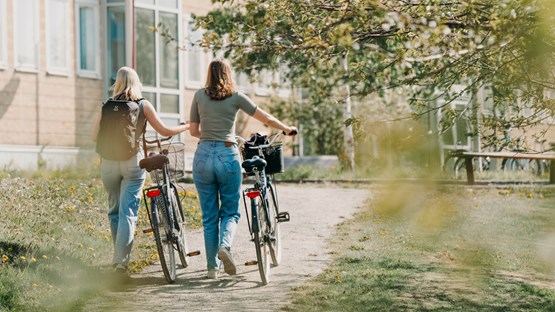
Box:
[204,60,235,100]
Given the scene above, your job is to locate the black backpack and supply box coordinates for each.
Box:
[95,98,147,161]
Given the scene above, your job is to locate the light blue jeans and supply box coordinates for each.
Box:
[100,153,146,266]
[193,141,242,270]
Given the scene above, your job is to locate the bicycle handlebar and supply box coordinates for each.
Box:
[236,131,295,151]
[144,136,173,144]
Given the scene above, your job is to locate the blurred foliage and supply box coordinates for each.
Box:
[266,96,344,155]
[285,185,555,311]
[191,0,555,157]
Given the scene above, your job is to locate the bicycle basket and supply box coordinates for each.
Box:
[241,142,284,175]
[145,141,186,183]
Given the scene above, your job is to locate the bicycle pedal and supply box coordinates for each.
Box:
[143,228,154,234]
[245,260,258,266]
[187,250,201,257]
[277,211,290,223]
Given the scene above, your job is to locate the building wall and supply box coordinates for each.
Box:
[0,0,287,170]
[0,0,104,169]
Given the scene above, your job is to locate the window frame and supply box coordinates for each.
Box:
[255,69,275,97]
[134,1,183,139]
[13,0,40,72]
[0,0,7,69]
[46,0,71,76]
[75,0,101,79]
[184,13,206,89]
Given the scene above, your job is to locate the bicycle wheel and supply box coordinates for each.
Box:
[170,184,189,268]
[252,197,271,285]
[528,159,543,176]
[503,158,528,172]
[153,193,177,283]
[267,184,282,266]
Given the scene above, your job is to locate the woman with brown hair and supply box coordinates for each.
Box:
[189,60,297,279]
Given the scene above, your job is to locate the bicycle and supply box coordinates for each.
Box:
[139,136,200,284]
[237,130,297,285]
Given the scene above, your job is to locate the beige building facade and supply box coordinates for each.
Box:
[0,0,285,170]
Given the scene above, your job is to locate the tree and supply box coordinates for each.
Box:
[194,0,555,164]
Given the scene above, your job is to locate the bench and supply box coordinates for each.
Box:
[449,150,555,185]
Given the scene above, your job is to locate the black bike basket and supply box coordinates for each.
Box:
[242,142,284,175]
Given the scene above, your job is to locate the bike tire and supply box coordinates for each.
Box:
[267,184,282,266]
[170,184,189,268]
[253,197,270,285]
[528,159,542,176]
[153,193,177,284]
[503,158,528,172]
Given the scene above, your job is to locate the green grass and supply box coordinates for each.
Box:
[284,184,555,311]
[0,171,201,311]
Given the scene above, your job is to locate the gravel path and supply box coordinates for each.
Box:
[82,184,370,312]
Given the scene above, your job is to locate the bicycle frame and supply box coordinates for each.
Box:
[139,135,199,283]
[239,133,282,239]
[242,167,273,239]
[237,131,295,284]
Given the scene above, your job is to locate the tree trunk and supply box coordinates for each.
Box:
[342,54,355,171]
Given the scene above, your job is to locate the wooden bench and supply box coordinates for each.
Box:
[449,150,555,185]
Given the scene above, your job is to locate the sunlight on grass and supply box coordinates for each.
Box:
[285,185,555,311]
[0,172,201,311]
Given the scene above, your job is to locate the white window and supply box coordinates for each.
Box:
[13,0,40,72]
[0,0,7,69]
[135,2,183,140]
[75,0,100,78]
[46,0,70,75]
[184,13,206,89]
[255,69,275,96]
[277,65,292,97]
[234,71,250,93]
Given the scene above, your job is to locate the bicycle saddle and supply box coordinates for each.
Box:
[242,156,267,172]
[139,154,169,172]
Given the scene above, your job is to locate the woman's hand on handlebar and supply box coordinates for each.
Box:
[283,126,298,136]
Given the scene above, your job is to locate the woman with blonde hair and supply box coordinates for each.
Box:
[94,66,189,276]
[189,60,297,279]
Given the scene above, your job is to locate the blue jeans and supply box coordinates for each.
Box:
[100,153,146,266]
[193,141,242,270]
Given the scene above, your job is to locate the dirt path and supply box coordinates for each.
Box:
[83,184,370,312]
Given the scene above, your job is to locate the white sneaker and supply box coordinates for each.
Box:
[207,269,219,279]
[218,246,237,275]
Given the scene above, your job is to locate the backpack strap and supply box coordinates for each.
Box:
[135,98,148,156]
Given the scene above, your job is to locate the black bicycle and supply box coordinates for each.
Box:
[237,131,296,285]
[139,136,200,284]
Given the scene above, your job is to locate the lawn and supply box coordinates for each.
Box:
[284,183,555,311]
[0,171,201,311]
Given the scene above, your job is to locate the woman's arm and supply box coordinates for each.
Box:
[189,122,201,138]
[252,107,297,135]
[143,101,189,136]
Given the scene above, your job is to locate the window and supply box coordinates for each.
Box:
[0,0,7,69]
[255,69,275,96]
[14,0,40,72]
[134,2,182,139]
[75,0,100,78]
[46,0,70,75]
[136,8,156,86]
[234,71,250,93]
[184,13,205,88]
[159,12,178,89]
[107,5,126,86]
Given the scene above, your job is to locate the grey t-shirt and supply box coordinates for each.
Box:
[190,89,258,143]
